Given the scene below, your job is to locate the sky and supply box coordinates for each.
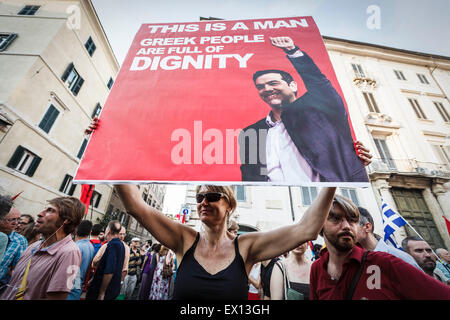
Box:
[89,0,449,214]
[92,0,450,66]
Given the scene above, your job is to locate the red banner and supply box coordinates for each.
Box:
[80,184,94,215]
[75,17,368,185]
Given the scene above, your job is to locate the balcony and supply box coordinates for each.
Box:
[368,158,450,179]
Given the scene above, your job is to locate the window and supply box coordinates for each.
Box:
[340,188,360,206]
[59,174,76,195]
[84,36,96,56]
[91,103,102,119]
[77,138,88,159]
[61,63,84,96]
[407,98,427,119]
[234,186,246,202]
[38,104,59,133]
[373,138,397,170]
[362,92,380,113]
[351,63,365,78]
[301,187,317,206]
[431,145,450,167]
[394,70,406,80]
[417,73,429,84]
[107,77,114,90]
[18,5,40,15]
[0,33,18,52]
[90,191,102,208]
[433,102,450,122]
[7,145,41,177]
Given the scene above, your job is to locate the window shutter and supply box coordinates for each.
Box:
[0,33,18,51]
[59,174,70,192]
[25,155,41,177]
[95,193,102,207]
[77,139,88,159]
[39,105,59,133]
[7,146,25,169]
[72,76,84,96]
[68,184,76,196]
[61,63,74,82]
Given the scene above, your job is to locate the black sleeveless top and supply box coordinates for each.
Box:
[172,233,249,300]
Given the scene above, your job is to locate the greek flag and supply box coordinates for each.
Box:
[382,200,407,249]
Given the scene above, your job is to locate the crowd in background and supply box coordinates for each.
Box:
[0,193,449,300]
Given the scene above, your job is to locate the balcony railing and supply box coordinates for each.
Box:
[368,158,450,178]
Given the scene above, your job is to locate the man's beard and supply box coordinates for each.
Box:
[420,258,436,273]
[325,230,356,252]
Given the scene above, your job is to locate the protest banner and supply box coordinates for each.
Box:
[75,16,369,185]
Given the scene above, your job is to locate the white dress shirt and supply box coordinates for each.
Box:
[265,113,319,182]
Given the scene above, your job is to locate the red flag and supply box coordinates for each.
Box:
[443,216,450,237]
[11,191,23,201]
[80,185,94,215]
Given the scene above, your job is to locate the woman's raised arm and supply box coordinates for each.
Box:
[115,184,196,255]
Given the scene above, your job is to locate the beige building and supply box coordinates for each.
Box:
[0,0,118,223]
[183,37,450,251]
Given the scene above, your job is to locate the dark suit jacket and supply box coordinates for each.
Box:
[239,52,369,182]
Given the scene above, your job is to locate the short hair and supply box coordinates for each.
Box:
[20,214,35,225]
[76,220,93,237]
[0,195,13,219]
[358,207,374,233]
[195,185,237,215]
[153,243,161,253]
[436,248,447,257]
[48,197,85,235]
[320,194,359,236]
[401,236,424,253]
[253,69,294,85]
[91,223,103,236]
[107,220,121,235]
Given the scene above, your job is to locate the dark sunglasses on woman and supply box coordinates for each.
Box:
[196,192,227,204]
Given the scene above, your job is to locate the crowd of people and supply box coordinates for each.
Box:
[0,186,449,300]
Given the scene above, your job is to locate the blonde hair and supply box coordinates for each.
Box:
[195,185,237,214]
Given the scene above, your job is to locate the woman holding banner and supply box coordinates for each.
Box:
[116,184,336,299]
[86,118,372,299]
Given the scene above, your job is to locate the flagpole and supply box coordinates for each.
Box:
[383,199,442,262]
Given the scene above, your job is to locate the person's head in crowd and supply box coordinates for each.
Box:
[227,218,239,236]
[356,207,377,248]
[159,245,169,256]
[91,223,103,239]
[105,220,121,242]
[145,239,152,250]
[0,194,13,219]
[312,243,323,259]
[119,226,126,242]
[402,236,436,276]
[16,214,35,234]
[436,248,450,264]
[195,185,237,230]
[35,197,85,239]
[0,206,21,235]
[130,237,140,250]
[75,220,93,241]
[320,194,359,253]
[153,243,161,253]
[22,222,41,246]
[291,242,308,257]
[98,231,105,242]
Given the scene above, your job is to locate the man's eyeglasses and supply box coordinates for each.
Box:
[3,218,19,223]
[196,192,227,204]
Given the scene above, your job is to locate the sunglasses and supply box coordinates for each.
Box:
[196,192,227,204]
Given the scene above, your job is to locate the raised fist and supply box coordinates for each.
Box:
[270,36,295,51]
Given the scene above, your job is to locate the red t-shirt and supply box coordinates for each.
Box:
[310,244,450,300]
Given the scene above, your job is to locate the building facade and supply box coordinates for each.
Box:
[0,0,118,222]
[182,37,450,250]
